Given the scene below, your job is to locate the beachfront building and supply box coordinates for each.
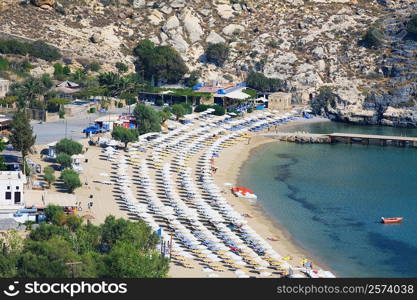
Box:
[0,171,26,213]
[267,92,292,110]
[0,78,10,98]
[53,80,81,100]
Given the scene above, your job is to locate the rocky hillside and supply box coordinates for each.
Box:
[1,0,417,125]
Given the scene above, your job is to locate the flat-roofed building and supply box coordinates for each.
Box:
[0,171,26,212]
[268,92,292,110]
[0,78,10,98]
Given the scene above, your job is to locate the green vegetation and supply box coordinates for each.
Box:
[184,70,201,88]
[158,107,172,124]
[115,62,129,73]
[171,104,186,120]
[246,72,286,92]
[46,98,70,113]
[9,111,36,164]
[56,153,72,169]
[133,39,188,84]
[310,87,337,115]
[0,39,61,61]
[205,43,230,67]
[194,104,226,116]
[406,15,417,36]
[7,76,53,108]
[43,166,56,188]
[0,210,168,278]
[111,127,139,148]
[154,98,164,106]
[243,89,257,99]
[133,104,161,135]
[55,138,83,156]
[360,28,384,49]
[61,169,82,193]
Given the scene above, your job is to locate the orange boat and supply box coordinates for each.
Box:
[381,217,403,224]
[231,187,257,200]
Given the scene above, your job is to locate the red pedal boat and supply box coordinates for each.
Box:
[381,217,403,224]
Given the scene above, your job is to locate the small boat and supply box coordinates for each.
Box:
[231,187,257,200]
[381,217,403,224]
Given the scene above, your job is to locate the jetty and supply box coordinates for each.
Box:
[262,132,417,147]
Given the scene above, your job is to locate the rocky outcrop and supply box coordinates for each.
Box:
[3,0,417,127]
[31,0,55,7]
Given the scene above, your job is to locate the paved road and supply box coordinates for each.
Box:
[31,105,135,145]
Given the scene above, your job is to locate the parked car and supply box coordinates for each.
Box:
[82,125,108,134]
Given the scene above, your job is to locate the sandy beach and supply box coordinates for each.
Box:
[29,116,331,278]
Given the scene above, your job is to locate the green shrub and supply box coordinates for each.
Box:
[133,39,188,84]
[55,138,83,156]
[154,98,164,106]
[205,43,230,67]
[360,28,384,49]
[29,40,61,61]
[89,62,101,72]
[61,169,82,193]
[89,107,96,113]
[115,62,128,73]
[56,153,72,169]
[0,58,9,71]
[0,39,29,56]
[246,72,286,92]
[406,15,417,35]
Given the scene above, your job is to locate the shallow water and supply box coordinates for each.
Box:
[240,121,417,277]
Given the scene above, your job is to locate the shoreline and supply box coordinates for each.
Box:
[212,117,333,275]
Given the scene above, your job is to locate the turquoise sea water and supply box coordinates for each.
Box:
[239,121,417,277]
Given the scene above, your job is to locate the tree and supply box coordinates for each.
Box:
[44,204,65,225]
[61,169,82,193]
[111,127,139,148]
[406,15,417,36]
[360,28,384,49]
[205,43,230,67]
[115,62,128,73]
[55,138,83,156]
[9,111,36,165]
[29,40,62,62]
[43,166,56,188]
[63,65,71,75]
[133,104,161,135]
[310,87,337,115]
[171,104,186,120]
[154,98,164,106]
[56,153,72,169]
[246,72,286,92]
[104,241,168,278]
[184,70,201,88]
[53,63,65,80]
[158,107,172,124]
[133,39,188,84]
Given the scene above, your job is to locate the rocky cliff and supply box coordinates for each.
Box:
[1,0,417,126]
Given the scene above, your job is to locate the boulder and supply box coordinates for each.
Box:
[148,10,164,26]
[90,33,103,44]
[132,0,146,9]
[222,24,245,36]
[31,0,55,6]
[169,33,189,53]
[182,10,203,43]
[170,0,185,9]
[216,4,234,19]
[162,15,180,33]
[206,31,226,44]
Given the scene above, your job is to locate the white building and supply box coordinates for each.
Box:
[0,78,10,98]
[0,171,26,213]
